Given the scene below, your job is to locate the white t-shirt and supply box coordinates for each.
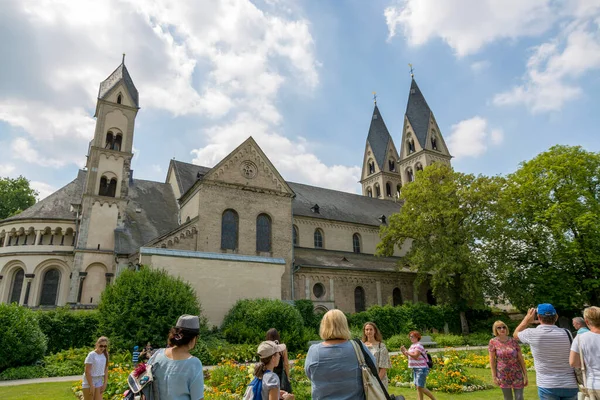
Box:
[518,325,578,389]
[84,351,107,378]
[571,331,600,389]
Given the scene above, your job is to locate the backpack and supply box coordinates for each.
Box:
[242,376,262,400]
[423,350,434,369]
[123,357,159,400]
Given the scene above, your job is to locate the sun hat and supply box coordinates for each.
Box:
[537,303,557,316]
[257,340,286,358]
[176,314,200,333]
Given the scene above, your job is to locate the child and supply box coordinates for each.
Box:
[132,345,140,366]
[245,341,294,400]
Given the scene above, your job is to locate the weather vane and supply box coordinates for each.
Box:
[373,91,377,105]
[408,63,414,78]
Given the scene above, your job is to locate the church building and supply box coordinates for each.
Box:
[0,61,451,325]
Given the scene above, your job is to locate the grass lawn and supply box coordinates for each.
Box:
[389,368,538,399]
[0,381,76,400]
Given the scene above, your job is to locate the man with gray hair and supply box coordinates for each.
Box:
[572,317,590,335]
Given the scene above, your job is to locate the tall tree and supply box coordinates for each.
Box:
[378,163,502,334]
[486,145,600,310]
[0,176,37,220]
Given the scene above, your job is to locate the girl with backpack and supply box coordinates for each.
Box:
[245,341,294,400]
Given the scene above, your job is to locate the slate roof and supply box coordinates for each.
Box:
[98,62,139,108]
[289,182,401,227]
[1,170,86,223]
[294,247,409,273]
[366,105,393,170]
[405,78,432,148]
[114,179,179,255]
[170,160,211,197]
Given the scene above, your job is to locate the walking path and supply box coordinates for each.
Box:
[0,345,488,387]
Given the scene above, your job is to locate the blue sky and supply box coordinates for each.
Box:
[1,0,599,199]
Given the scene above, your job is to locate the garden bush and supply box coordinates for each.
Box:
[294,300,320,332]
[0,365,47,381]
[0,303,47,371]
[221,299,307,352]
[37,307,99,354]
[98,267,206,351]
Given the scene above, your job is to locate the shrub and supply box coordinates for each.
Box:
[385,334,411,351]
[0,303,47,371]
[37,307,99,354]
[98,267,206,351]
[294,300,320,332]
[0,365,47,381]
[221,299,307,352]
[43,347,90,377]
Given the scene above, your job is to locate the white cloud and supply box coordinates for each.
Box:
[446,116,503,158]
[0,164,16,177]
[30,181,56,200]
[494,19,600,112]
[384,0,555,56]
[10,138,68,168]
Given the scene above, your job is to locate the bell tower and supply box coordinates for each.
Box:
[68,56,140,304]
[359,99,402,200]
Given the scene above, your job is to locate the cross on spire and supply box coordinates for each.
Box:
[373,91,377,104]
[408,63,414,78]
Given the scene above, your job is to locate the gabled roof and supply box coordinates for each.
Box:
[366,105,393,169]
[294,247,410,273]
[114,179,179,255]
[170,160,211,197]
[98,62,139,108]
[289,182,401,227]
[405,78,432,148]
[1,170,86,223]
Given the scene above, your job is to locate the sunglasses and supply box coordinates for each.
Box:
[497,326,507,330]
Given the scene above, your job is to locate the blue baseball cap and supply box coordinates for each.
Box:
[133,345,139,351]
[537,303,557,316]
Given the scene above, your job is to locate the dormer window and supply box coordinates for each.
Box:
[379,215,387,224]
[311,204,320,214]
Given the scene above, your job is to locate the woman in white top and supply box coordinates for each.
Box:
[361,321,392,388]
[82,336,109,400]
[570,306,600,398]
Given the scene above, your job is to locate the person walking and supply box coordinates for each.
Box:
[305,309,376,400]
[265,328,292,393]
[514,303,579,400]
[361,321,392,389]
[148,315,204,400]
[570,306,600,399]
[489,321,528,400]
[572,317,590,335]
[245,341,294,400]
[82,336,109,400]
[401,331,436,400]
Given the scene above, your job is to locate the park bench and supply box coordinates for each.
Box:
[420,336,437,347]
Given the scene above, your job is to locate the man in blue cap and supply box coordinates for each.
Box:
[514,303,579,400]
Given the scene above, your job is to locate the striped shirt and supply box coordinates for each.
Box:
[517,325,578,388]
[407,343,428,368]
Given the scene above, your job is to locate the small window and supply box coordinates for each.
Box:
[313,283,325,299]
[379,215,387,224]
[367,187,373,197]
[396,184,402,197]
[406,168,414,183]
[407,139,415,154]
[354,286,366,312]
[416,163,423,172]
[431,136,438,150]
[99,176,108,196]
[107,179,117,197]
[375,183,381,198]
[314,229,324,249]
[393,288,403,306]
[293,225,299,246]
[386,182,392,197]
[117,94,122,104]
[113,135,122,151]
[105,131,114,149]
[256,214,272,252]
[352,233,361,253]
[389,160,395,172]
[311,204,320,214]
[221,209,239,250]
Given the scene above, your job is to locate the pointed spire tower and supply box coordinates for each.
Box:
[360,96,402,200]
[398,76,451,185]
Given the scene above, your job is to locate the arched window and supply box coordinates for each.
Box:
[314,229,324,249]
[415,162,423,172]
[386,182,392,197]
[117,94,122,104]
[105,131,114,149]
[113,135,122,151]
[406,168,414,183]
[375,183,381,198]
[221,210,239,250]
[256,214,272,252]
[367,187,373,198]
[352,233,361,253]
[40,268,60,306]
[396,184,402,197]
[107,179,117,197]
[99,176,108,196]
[368,160,375,174]
[354,286,366,312]
[393,287,403,306]
[427,289,437,305]
[431,135,438,150]
[292,225,299,246]
[9,268,24,304]
[407,139,415,154]
[389,160,396,172]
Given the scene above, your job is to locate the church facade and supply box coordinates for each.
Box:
[0,62,451,325]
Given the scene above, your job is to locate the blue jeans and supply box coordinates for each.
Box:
[412,368,429,388]
[537,387,579,400]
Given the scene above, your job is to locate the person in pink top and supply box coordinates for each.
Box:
[488,320,528,400]
[401,330,437,400]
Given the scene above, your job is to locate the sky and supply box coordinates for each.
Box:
[1,0,599,200]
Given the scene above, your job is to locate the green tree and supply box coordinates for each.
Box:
[378,163,502,334]
[98,267,206,350]
[0,304,47,370]
[0,176,38,220]
[486,145,600,310]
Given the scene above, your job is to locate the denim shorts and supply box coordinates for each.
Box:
[82,376,104,388]
[412,367,429,388]
[537,387,579,400]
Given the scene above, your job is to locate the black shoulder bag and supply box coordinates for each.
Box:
[353,339,404,400]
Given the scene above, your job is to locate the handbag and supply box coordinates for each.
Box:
[577,336,597,400]
[565,329,585,386]
[351,340,402,400]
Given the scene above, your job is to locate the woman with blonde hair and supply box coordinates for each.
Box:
[82,336,109,400]
[361,321,392,388]
[570,306,600,398]
[488,321,527,400]
[305,309,376,399]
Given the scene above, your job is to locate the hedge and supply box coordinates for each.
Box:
[0,304,47,371]
[37,307,99,354]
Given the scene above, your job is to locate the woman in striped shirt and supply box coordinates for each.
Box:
[401,331,437,400]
